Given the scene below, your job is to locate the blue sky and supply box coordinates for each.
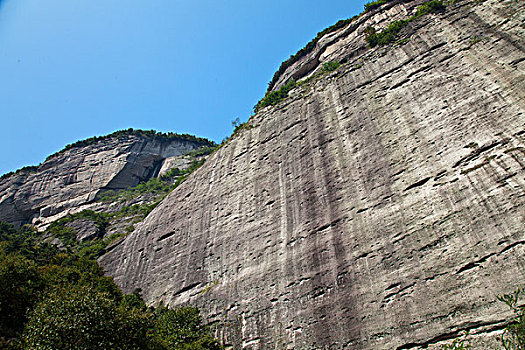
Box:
[0,0,368,175]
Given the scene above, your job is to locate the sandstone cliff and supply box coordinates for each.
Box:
[0,130,213,228]
[100,0,525,348]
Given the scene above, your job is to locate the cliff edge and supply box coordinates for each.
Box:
[99,0,525,348]
[0,130,213,228]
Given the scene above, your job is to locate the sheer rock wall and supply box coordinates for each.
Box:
[101,1,525,348]
[0,135,205,228]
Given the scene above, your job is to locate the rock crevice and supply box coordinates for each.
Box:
[96,0,524,348]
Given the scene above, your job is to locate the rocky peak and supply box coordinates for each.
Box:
[100,0,525,348]
[0,129,214,228]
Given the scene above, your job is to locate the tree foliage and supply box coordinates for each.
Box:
[255,79,297,111]
[0,223,222,349]
[47,128,215,161]
[499,289,525,350]
[22,287,150,350]
[321,61,341,73]
[365,1,445,47]
[151,306,222,350]
[0,250,43,343]
[364,0,389,12]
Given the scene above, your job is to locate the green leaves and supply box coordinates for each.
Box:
[256,79,297,111]
[321,61,341,73]
[22,287,149,350]
[151,306,222,350]
[265,17,354,94]
[414,0,446,17]
[364,0,389,12]
[498,289,525,350]
[365,20,410,47]
[442,289,525,349]
[365,1,445,48]
[0,223,223,349]
[0,250,43,341]
[46,128,215,162]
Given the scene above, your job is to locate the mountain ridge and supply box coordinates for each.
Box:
[0,130,215,228]
[100,0,525,348]
[0,0,523,348]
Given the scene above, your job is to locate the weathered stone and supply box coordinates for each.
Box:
[65,218,100,241]
[100,0,525,349]
[0,133,210,228]
[158,154,204,177]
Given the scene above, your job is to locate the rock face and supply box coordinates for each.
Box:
[100,0,525,348]
[0,132,212,228]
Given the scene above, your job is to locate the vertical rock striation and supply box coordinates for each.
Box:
[101,0,525,348]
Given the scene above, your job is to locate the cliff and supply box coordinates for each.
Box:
[100,0,525,349]
[0,130,213,228]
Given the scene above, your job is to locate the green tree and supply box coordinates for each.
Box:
[321,61,340,73]
[0,250,43,343]
[22,286,150,350]
[499,289,525,349]
[151,306,222,350]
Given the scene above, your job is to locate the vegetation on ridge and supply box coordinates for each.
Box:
[264,17,357,94]
[364,0,390,12]
[47,128,216,161]
[255,79,298,110]
[254,0,447,114]
[262,0,398,96]
[365,0,445,47]
[0,128,216,182]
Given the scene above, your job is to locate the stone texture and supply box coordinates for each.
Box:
[65,218,100,241]
[0,134,207,228]
[100,0,525,348]
[158,154,203,177]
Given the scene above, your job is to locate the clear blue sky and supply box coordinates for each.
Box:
[0,0,368,175]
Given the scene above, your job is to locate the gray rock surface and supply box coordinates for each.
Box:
[65,218,100,241]
[100,0,525,348]
[0,133,209,228]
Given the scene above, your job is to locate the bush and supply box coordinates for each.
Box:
[365,19,409,47]
[46,129,215,161]
[415,0,446,17]
[0,223,223,348]
[498,289,525,349]
[321,61,341,73]
[0,251,43,341]
[365,1,445,48]
[22,287,150,350]
[364,0,388,12]
[151,306,222,350]
[265,17,355,94]
[255,79,297,111]
[442,288,525,349]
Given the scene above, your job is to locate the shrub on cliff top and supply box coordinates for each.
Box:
[265,17,355,94]
[415,0,446,17]
[256,79,297,111]
[364,0,389,12]
[365,0,445,47]
[46,128,216,161]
